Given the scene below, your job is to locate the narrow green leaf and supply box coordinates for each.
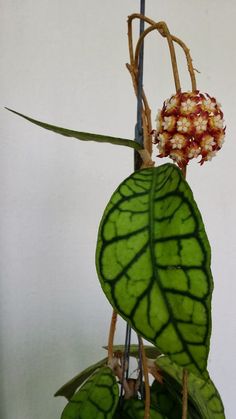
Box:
[103,344,161,359]
[156,356,225,419]
[6,108,142,150]
[61,366,119,419]
[55,346,159,401]
[96,163,213,377]
[54,357,107,400]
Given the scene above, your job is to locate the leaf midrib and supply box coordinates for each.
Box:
[150,167,202,374]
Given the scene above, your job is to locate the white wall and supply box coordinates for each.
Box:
[1,1,236,418]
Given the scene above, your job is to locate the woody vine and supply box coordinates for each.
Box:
[7,9,226,419]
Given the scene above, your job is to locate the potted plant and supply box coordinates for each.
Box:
[7,6,226,419]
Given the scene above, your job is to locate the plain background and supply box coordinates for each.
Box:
[1,0,236,418]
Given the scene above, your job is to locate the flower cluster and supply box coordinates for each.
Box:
[154,91,225,168]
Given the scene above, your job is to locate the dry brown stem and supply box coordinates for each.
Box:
[125,63,153,156]
[146,358,163,384]
[127,16,153,157]
[134,21,181,93]
[140,338,150,419]
[111,358,134,399]
[171,35,197,91]
[182,369,188,419]
[182,165,187,179]
[107,310,118,364]
[128,13,197,93]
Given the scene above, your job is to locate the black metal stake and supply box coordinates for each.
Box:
[121,0,146,402]
[134,0,146,171]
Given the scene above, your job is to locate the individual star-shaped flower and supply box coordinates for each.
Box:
[170,133,187,149]
[202,98,217,114]
[193,113,208,134]
[180,98,198,114]
[165,95,181,114]
[162,115,177,132]
[209,114,224,131]
[200,134,216,151]
[177,116,192,134]
[187,143,201,159]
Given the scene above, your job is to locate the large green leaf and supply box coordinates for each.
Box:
[156,356,225,419]
[6,108,142,150]
[55,357,108,400]
[96,163,212,376]
[61,366,119,419]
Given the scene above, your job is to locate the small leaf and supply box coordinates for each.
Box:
[96,163,212,376]
[6,108,142,150]
[156,356,225,419]
[61,366,119,419]
[55,357,107,400]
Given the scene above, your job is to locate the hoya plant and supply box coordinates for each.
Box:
[7,4,226,419]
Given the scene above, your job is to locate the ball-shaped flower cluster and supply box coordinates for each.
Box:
[154,91,225,168]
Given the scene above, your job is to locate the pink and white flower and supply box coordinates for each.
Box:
[187,144,201,159]
[170,134,186,149]
[202,98,217,113]
[193,114,208,134]
[177,117,192,133]
[154,91,225,168]
[200,134,216,151]
[180,98,197,114]
[162,115,176,132]
[209,114,224,130]
[165,96,179,112]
